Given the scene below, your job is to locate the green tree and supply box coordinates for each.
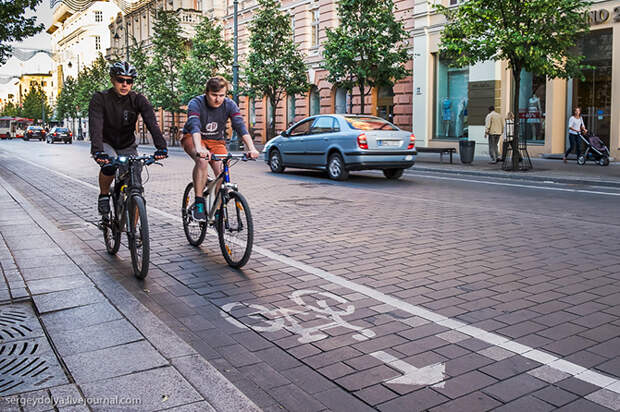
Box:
[323,0,409,114]
[179,16,232,104]
[146,9,187,146]
[56,76,78,121]
[128,37,150,97]
[244,0,309,139]
[0,0,44,64]
[75,54,110,116]
[21,84,50,122]
[1,101,21,117]
[435,0,591,171]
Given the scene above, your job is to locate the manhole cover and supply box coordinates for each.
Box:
[280,197,351,207]
[0,304,68,396]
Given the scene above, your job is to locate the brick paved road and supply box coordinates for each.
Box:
[1,139,619,411]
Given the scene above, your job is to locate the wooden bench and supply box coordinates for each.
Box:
[416,147,457,164]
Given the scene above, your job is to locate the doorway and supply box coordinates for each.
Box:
[572,29,613,147]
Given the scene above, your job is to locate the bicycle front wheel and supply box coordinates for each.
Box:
[182,182,207,246]
[128,195,150,279]
[217,191,253,268]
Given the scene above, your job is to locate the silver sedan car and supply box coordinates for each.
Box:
[263,115,416,180]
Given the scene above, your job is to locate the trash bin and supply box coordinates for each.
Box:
[459,138,475,164]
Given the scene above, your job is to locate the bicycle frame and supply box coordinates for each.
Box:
[203,154,241,223]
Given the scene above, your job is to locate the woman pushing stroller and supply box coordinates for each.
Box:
[563,107,587,163]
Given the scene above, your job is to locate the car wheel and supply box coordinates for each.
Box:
[269,149,285,173]
[68,140,72,144]
[327,153,348,181]
[23,137,29,141]
[383,168,404,180]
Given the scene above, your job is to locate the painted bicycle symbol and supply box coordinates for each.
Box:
[220,289,376,344]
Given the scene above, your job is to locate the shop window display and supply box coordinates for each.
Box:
[517,70,545,142]
[435,56,469,139]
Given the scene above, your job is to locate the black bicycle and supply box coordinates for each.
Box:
[98,155,161,278]
[182,153,254,268]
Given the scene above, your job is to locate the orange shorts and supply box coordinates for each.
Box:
[182,133,227,155]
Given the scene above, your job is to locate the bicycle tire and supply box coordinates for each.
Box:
[217,191,253,268]
[103,200,120,255]
[182,182,207,246]
[128,195,150,279]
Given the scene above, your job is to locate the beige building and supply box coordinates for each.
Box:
[17,73,54,106]
[412,0,620,159]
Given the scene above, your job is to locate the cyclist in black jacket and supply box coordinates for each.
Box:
[89,61,168,215]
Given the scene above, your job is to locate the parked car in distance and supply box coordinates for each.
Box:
[24,126,46,141]
[46,127,72,144]
[263,114,416,180]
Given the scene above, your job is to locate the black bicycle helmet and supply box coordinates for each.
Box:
[109,61,138,78]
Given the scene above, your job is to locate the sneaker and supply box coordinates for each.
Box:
[192,199,207,222]
[98,195,110,215]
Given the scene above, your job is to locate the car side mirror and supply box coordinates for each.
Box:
[281,130,289,137]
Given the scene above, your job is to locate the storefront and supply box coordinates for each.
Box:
[412,0,620,159]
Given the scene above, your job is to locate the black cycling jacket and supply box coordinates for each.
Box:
[88,88,167,154]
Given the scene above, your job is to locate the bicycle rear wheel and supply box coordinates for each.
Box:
[103,200,120,255]
[182,182,207,246]
[217,191,253,268]
[128,195,149,279]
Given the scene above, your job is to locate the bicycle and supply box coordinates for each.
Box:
[181,153,254,268]
[98,155,162,279]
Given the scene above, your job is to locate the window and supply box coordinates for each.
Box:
[334,88,347,114]
[517,70,545,143]
[289,119,313,136]
[95,11,103,22]
[249,98,256,127]
[95,36,101,50]
[344,116,398,131]
[435,55,469,139]
[310,116,334,134]
[290,14,295,40]
[311,9,319,47]
[42,81,47,87]
[287,94,296,126]
[309,86,320,116]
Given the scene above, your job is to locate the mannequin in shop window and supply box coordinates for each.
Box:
[442,98,452,137]
[527,94,541,139]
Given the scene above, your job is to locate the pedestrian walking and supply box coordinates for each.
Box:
[485,106,503,163]
[563,107,587,163]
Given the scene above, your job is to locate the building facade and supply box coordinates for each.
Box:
[412,0,620,159]
[220,0,414,143]
[17,73,54,106]
[47,1,122,102]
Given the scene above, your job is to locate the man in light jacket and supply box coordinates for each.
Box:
[485,106,503,163]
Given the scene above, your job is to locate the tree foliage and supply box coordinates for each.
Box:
[128,37,150,97]
[179,16,232,104]
[21,84,50,122]
[56,76,78,120]
[435,0,591,170]
[323,0,409,114]
[0,0,44,64]
[244,0,309,139]
[1,101,21,117]
[75,54,109,117]
[146,9,187,144]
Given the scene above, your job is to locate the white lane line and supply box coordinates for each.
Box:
[12,154,620,395]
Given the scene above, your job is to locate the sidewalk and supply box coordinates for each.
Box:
[0,174,259,411]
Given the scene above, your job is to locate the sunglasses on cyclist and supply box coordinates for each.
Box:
[115,77,134,85]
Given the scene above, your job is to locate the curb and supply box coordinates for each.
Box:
[409,165,620,188]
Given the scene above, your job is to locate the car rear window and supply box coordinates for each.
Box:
[56,128,69,132]
[344,116,398,131]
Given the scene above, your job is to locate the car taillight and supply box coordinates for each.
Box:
[407,133,416,150]
[53,133,57,136]
[357,133,368,150]
[69,132,72,136]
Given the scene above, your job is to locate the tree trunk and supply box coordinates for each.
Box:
[511,67,521,171]
[358,80,365,114]
[170,111,176,147]
[270,96,277,140]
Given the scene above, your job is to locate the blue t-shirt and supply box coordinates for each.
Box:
[182,96,249,141]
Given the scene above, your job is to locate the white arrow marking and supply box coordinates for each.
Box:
[370,351,446,388]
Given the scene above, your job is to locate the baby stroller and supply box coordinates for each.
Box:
[577,132,610,166]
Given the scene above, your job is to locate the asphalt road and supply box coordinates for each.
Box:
[1,139,619,411]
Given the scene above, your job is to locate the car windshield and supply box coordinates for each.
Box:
[344,116,398,131]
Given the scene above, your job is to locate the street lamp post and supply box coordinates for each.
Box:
[229,0,241,151]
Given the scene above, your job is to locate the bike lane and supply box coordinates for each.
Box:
[0,144,619,411]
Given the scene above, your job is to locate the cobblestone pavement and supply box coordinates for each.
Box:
[0,139,619,411]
